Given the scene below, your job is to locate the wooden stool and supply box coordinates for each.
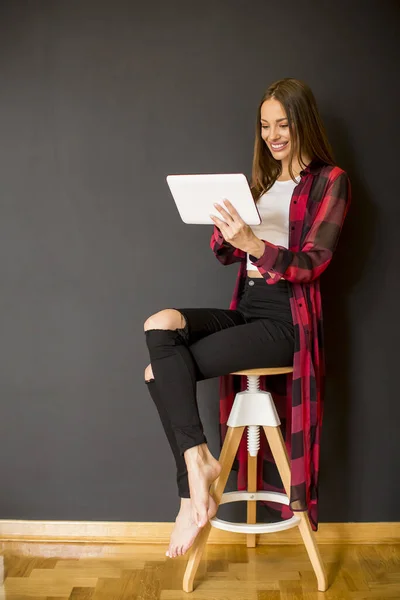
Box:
[183,367,328,593]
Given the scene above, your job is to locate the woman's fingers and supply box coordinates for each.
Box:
[222,199,244,223]
[210,214,226,230]
[214,201,234,223]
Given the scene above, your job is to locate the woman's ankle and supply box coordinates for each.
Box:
[184,443,213,466]
[177,497,192,517]
[179,497,191,508]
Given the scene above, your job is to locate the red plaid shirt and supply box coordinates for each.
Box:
[210,159,351,530]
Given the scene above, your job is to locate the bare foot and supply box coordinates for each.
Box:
[184,444,222,528]
[166,496,217,559]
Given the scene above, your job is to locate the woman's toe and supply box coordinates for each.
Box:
[182,543,189,555]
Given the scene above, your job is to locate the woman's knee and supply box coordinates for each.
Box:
[144,309,186,332]
[144,364,154,382]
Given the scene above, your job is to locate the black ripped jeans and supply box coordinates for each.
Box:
[144,276,295,498]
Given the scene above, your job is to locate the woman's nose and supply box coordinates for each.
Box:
[268,128,280,140]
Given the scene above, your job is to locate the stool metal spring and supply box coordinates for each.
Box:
[246,375,262,457]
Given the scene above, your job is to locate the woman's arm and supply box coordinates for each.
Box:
[248,172,351,283]
[210,225,245,265]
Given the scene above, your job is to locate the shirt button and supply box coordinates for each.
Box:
[249,280,255,286]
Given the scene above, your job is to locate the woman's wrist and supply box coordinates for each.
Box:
[246,238,265,259]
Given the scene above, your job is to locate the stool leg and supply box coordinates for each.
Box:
[183,425,245,593]
[246,451,257,548]
[262,425,328,592]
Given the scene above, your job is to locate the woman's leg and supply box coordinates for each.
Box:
[145,309,250,557]
[144,307,248,532]
[145,378,221,559]
[144,378,190,498]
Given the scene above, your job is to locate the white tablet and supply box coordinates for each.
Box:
[166,173,261,225]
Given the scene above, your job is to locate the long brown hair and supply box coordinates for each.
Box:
[251,78,335,200]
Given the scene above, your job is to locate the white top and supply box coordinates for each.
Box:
[246,177,300,271]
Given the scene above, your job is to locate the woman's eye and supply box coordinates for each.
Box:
[261,124,288,129]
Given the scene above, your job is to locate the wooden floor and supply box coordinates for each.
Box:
[0,541,399,599]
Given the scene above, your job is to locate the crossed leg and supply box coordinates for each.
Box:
[144,309,221,558]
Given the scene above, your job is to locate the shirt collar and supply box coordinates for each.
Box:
[300,157,326,177]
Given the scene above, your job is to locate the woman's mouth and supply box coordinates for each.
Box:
[270,141,289,152]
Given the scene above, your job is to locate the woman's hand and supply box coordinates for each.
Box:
[210,199,265,257]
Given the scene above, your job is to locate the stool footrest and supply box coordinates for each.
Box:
[217,489,291,506]
[209,490,300,534]
[210,515,300,534]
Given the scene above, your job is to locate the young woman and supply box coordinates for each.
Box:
[144,78,351,559]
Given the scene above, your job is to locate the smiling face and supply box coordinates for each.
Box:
[260,97,295,162]
[252,79,327,196]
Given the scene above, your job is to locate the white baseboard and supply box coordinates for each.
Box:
[0,520,398,545]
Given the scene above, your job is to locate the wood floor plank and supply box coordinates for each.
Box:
[40,566,121,579]
[69,588,95,600]
[55,560,138,571]
[90,571,141,600]
[135,565,161,599]
[5,576,74,596]
[161,592,257,600]
[257,592,281,600]
[91,577,123,600]
[278,579,304,599]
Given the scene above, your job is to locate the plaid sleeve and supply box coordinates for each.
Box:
[210,225,245,265]
[249,172,351,283]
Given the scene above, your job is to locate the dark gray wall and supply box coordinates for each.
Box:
[0,0,398,523]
